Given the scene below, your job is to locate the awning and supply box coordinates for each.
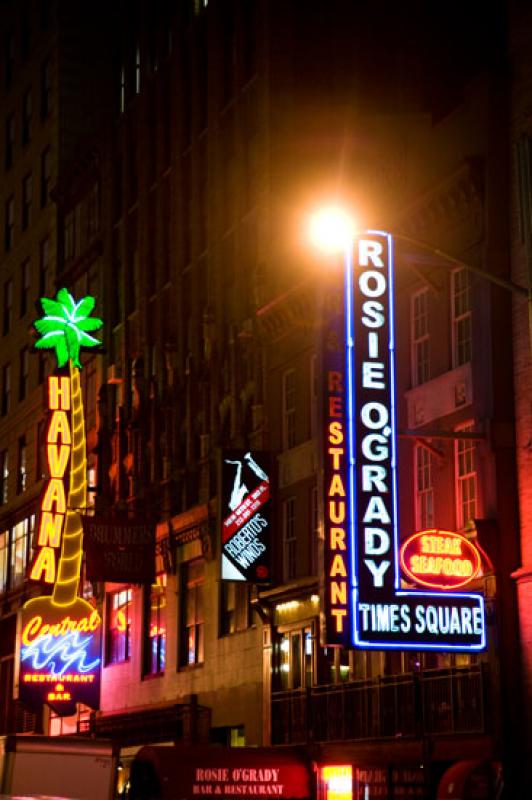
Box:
[129,744,312,800]
[436,760,498,800]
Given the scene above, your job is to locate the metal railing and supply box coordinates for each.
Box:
[271,664,488,745]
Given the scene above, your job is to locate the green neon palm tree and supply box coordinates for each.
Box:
[34,288,103,607]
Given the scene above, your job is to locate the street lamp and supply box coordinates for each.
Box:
[309,207,531,355]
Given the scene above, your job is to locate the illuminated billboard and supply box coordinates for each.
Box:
[321,233,486,651]
[19,289,103,715]
[220,451,271,583]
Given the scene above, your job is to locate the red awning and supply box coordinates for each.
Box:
[436,760,496,800]
[130,744,312,800]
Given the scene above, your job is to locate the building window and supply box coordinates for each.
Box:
[415,445,434,530]
[310,485,319,575]
[0,450,8,505]
[180,559,204,667]
[283,497,297,582]
[5,114,15,170]
[40,56,52,118]
[451,268,472,367]
[275,627,313,691]
[22,173,32,230]
[49,705,91,737]
[119,64,126,113]
[39,237,50,297]
[143,574,167,676]
[411,288,430,385]
[10,517,33,588]
[20,259,30,317]
[64,211,75,262]
[40,148,51,207]
[220,582,250,635]
[2,364,11,416]
[455,426,477,528]
[0,529,8,591]
[106,588,132,664]
[3,279,12,335]
[135,43,141,94]
[22,89,32,146]
[19,347,28,401]
[5,196,14,252]
[5,32,15,89]
[282,369,296,450]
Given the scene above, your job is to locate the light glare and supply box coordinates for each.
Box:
[309,207,355,253]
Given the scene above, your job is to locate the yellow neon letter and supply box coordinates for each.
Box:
[48,376,71,410]
[47,443,70,478]
[29,547,56,584]
[41,478,67,514]
[37,511,64,547]
[48,410,72,444]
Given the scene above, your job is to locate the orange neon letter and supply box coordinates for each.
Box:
[330,554,347,577]
[331,581,347,605]
[48,376,71,410]
[48,410,72,444]
[331,609,347,632]
[328,474,346,498]
[329,501,346,524]
[330,527,346,550]
[29,547,56,584]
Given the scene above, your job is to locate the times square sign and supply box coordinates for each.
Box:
[320,231,486,652]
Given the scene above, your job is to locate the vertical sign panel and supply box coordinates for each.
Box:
[220,451,271,583]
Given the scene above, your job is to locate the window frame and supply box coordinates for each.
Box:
[143,573,167,677]
[282,369,296,450]
[411,287,430,386]
[282,496,297,582]
[106,587,133,665]
[179,558,205,668]
[414,444,434,531]
[455,423,477,529]
[451,267,472,368]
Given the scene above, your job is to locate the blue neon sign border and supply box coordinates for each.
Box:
[346,230,487,653]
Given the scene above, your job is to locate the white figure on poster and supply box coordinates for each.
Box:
[225,452,268,511]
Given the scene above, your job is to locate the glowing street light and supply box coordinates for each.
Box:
[309,206,356,254]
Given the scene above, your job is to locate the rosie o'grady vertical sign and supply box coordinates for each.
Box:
[221,451,271,583]
[321,232,486,651]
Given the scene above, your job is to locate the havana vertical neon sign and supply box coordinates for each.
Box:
[321,233,486,651]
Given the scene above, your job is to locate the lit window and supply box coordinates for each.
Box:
[282,369,296,449]
[220,582,250,635]
[0,530,8,592]
[144,574,167,676]
[22,172,32,230]
[451,268,472,367]
[180,559,204,666]
[0,450,8,504]
[411,288,430,385]
[17,435,26,493]
[10,517,33,588]
[455,425,477,528]
[275,626,313,691]
[283,497,296,582]
[49,705,91,737]
[415,445,434,530]
[106,587,132,664]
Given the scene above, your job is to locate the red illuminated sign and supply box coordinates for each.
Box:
[400,529,481,590]
[321,766,353,800]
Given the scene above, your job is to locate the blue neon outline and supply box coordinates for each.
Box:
[348,231,487,652]
[345,246,357,598]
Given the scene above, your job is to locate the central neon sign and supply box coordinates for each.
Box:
[321,233,486,651]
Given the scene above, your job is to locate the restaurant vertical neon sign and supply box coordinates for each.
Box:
[322,233,486,650]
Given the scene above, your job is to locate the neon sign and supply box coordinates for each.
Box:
[321,766,353,800]
[321,234,486,651]
[400,529,481,590]
[19,289,103,715]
